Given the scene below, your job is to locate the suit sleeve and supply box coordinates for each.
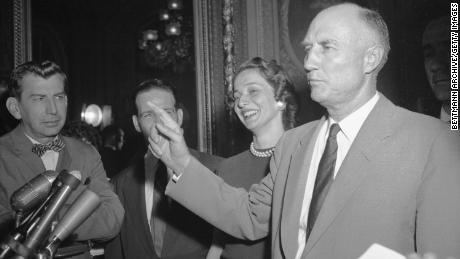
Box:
[73,148,124,241]
[103,234,124,259]
[0,155,15,237]
[165,156,274,241]
[102,175,126,259]
[416,129,460,258]
[0,178,14,236]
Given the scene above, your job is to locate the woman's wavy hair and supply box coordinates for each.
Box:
[232,57,299,130]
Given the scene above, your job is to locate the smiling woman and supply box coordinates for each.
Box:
[206,57,299,259]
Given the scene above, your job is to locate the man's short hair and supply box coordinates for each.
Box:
[423,16,449,43]
[131,78,180,115]
[326,2,390,71]
[358,6,391,70]
[9,60,68,99]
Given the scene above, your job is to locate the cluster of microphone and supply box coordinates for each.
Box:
[0,170,101,259]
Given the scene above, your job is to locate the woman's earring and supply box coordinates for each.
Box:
[276,101,286,109]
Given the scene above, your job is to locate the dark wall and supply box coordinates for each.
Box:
[0,0,14,79]
[376,0,450,111]
[31,0,197,156]
[0,1,16,135]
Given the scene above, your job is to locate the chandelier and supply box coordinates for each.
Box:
[138,0,193,71]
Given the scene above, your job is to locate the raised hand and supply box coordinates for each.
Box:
[147,101,191,174]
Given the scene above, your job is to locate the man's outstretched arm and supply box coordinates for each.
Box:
[147,101,272,240]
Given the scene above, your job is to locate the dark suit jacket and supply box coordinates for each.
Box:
[166,95,460,259]
[99,146,125,178]
[105,150,222,259]
[0,125,125,257]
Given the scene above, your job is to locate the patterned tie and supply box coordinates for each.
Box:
[31,137,65,157]
[306,123,341,239]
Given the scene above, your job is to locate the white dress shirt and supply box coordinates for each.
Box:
[26,135,60,171]
[295,92,380,259]
[440,106,450,123]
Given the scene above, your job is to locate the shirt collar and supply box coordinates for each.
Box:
[440,106,450,123]
[25,133,59,145]
[328,92,380,142]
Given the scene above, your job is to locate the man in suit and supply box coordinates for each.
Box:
[146,3,460,259]
[99,125,125,179]
[104,79,222,259]
[421,16,451,122]
[0,61,124,257]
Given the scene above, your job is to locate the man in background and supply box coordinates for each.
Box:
[0,60,124,258]
[99,125,125,179]
[421,16,451,122]
[105,79,222,259]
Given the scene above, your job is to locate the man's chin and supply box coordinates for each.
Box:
[43,127,63,137]
[310,89,328,104]
[432,86,451,101]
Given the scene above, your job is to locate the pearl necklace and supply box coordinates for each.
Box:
[249,142,275,158]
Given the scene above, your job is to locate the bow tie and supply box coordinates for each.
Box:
[31,137,65,157]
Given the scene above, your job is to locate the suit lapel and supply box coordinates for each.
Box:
[161,201,179,257]
[304,96,396,254]
[280,118,325,259]
[10,125,46,173]
[56,136,71,173]
[158,151,204,257]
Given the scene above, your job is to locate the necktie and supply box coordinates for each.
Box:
[307,123,341,239]
[31,137,65,157]
[150,163,168,257]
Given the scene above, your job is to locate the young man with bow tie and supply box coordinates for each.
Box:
[0,61,124,258]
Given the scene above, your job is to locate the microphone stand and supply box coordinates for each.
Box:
[18,172,80,258]
[0,170,62,259]
[1,172,81,259]
[37,189,101,259]
[0,189,55,259]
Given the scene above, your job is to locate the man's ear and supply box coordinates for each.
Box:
[6,97,22,120]
[176,108,184,127]
[132,115,141,133]
[364,45,385,74]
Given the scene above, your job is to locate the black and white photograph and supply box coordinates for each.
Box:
[0,0,458,258]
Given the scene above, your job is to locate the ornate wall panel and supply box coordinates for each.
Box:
[13,0,32,67]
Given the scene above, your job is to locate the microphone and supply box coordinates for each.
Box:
[20,171,81,256]
[41,189,101,257]
[10,170,59,213]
